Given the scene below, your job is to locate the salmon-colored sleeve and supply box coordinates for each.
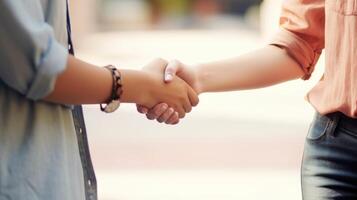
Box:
[270,0,325,80]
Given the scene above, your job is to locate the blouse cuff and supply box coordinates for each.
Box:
[270,28,322,80]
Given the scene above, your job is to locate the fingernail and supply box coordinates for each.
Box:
[165,74,173,81]
[162,104,168,110]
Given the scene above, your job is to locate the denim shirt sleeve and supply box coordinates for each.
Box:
[0,0,68,100]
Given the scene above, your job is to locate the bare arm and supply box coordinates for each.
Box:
[193,45,305,93]
[138,0,325,122]
[44,56,198,118]
[45,55,150,105]
[44,55,112,104]
[137,45,305,122]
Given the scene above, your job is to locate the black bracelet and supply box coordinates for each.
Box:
[100,65,122,113]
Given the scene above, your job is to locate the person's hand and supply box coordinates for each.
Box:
[163,60,201,93]
[137,102,181,125]
[137,59,201,124]
[136,58,199,123]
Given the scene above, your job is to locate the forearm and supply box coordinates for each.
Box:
[196,45,305,93]
[44,55,147,105]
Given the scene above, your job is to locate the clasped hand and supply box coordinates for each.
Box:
[137,58,199,125]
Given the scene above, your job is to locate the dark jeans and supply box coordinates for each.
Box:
[302,112,357,200]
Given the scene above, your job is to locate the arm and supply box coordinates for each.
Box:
[45,56,198,118]
[136,46,302,123]
[166,0,325,93]
[0,1,197,122]
[136,46,303,122]
[189,45,304,94]
[44,55,166,106]
[43,55,112,104]
[136,45,302,123]
[138,46,304,124]
[139,0,325,122]
[136,45,306,122]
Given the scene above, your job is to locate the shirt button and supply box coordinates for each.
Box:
[88,179,92,186]
[68,44,71,50]
[79,128,83,134]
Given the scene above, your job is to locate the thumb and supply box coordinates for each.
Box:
[164,60,181,82]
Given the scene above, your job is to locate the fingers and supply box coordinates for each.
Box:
[136,105,149,114]
[182,96,192,114]
[175,106,186,119]
[180,84,199,115]
[187,86,199,107]
[164,60,181,82]
[146,103,168,120]
[144,104,181,125]
[157,107,175,123]
[139,58,198,123]
[166,112,180,125]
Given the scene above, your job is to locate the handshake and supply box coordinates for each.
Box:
[127,58,201,125]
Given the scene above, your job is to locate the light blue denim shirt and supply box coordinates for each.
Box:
[0,1,96,199]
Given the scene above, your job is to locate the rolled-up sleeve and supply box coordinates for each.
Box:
[270,0,325,80]
[0,1,68,100]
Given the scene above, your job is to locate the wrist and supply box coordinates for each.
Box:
[120,69,151,105]
[100,65,123,113]
[194,64,206,94]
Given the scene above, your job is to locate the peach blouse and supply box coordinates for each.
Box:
[271,0,357,117]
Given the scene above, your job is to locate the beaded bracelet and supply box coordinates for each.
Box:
[100,65,123,113]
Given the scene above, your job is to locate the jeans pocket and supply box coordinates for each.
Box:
[334,0,357,15]
[306,114,329,141]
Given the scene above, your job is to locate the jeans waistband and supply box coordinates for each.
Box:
[325,112,357,133]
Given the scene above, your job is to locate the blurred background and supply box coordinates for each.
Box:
[69,0,325,199]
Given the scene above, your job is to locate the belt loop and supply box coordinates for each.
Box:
[327,112,341,137]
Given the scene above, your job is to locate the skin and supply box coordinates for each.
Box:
[139,45,305,122]
[44,55,199,124]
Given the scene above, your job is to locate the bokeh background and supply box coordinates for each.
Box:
[69,0,325,199]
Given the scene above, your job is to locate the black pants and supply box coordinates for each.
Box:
[302,112,357,200]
